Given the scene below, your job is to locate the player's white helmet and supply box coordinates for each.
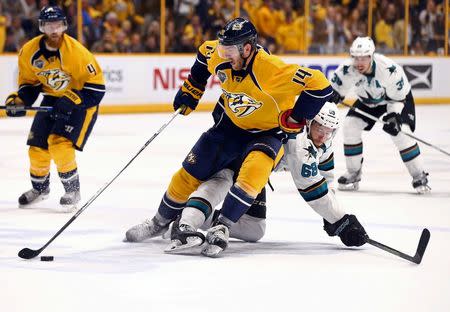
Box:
[350,36,375,57]
[313,101,340,129]
[307,101,340,141]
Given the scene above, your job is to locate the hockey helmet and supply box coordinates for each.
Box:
[308,101,340,142]
[350,37,375,57]
[217,18,257,59]
[38,6,68,34]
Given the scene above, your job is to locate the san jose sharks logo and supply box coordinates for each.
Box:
[223,90,262,117]
[303,143,317,160]
[37,69,71,91]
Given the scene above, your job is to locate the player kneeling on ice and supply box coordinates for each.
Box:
[3,6,105,212]
[125,102,368,257]
[330,37,430,194]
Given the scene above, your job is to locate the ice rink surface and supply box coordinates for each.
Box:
[1,105,449,312]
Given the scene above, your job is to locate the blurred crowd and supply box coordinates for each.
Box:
[0,0,448,55]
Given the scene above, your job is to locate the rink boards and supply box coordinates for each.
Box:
[0,54,449,114]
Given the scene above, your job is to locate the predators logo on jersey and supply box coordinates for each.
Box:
[37,69,71,91]
[223,90,262,118]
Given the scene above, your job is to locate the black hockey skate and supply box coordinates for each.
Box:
[164,218,205,254]
[338,170,362,191]
[412,172,431,194]
[125,216,170,242]
[18,188,50,208]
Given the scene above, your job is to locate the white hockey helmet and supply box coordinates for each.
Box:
[307,101,340,141]
[350,36,375,57]
[313,101,340,129]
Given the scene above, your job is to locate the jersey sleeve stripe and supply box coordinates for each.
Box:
[298,178,329,202]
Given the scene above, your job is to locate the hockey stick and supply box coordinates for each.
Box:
[340,102,450,157]
[0,105,53,112]
[366,228,430,264]
[18,108,182,259]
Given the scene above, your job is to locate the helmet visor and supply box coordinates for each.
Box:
[39,20,67,34]
[310,120,336,142]
[217,44,240,59]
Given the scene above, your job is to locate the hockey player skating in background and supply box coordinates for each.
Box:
[125,17,333,256]
[4,6,105,212]
[330,37,430,194]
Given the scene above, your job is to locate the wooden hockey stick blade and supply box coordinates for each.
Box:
[366,228,430,264]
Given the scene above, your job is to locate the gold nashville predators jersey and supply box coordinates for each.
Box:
[18,34,104,97]
[197,40,330,131]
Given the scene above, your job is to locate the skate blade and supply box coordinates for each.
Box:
[338,182,359,191]
[415,185,431,194]
[164,237,204,254]
[201,244,225,258]
[54,203,78,213]
[18,194,50,209]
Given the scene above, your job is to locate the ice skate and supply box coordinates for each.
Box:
[18,188,50,208]
[338,170,362,191]
[55,190,81,213]
[412,172,431,194]
[124,216,170,242]
[201,224,230,258]
[164,220,205,254]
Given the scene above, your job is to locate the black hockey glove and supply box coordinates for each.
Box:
[382,112,402,136]
[173,75,205,115]
[51,90,81,121]
[324,214,368,247]
[329,89,344,104]
[5,92,26,117]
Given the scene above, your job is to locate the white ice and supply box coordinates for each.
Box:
[1,105,450,312]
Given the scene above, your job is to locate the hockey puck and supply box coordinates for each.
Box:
[40,256,54,261]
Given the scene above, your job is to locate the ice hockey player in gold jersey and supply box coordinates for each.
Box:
[4,6,105,212]
[125,17,333,256]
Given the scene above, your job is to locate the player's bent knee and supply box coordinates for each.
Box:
[236,151,274,197]
[167,167,202,203]
[230,216,266,242]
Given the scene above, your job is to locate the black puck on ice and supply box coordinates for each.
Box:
[40,256,54,261]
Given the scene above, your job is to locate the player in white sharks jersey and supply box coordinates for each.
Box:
[330,37,430,194]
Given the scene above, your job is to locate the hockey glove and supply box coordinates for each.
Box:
[382,112,402,136]
[278,109,306,134]
[323,214,368,247]
[51,89,82,121]
[5,93,26,117]
[329,89,344,104]
[173,75,205,115]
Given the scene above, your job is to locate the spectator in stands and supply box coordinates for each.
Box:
[144,34,159,52]
[419,0,439,54]
[129,32,144,52]
[91,30,118,52]
[374,3,397,53]
[275,11,303,54]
